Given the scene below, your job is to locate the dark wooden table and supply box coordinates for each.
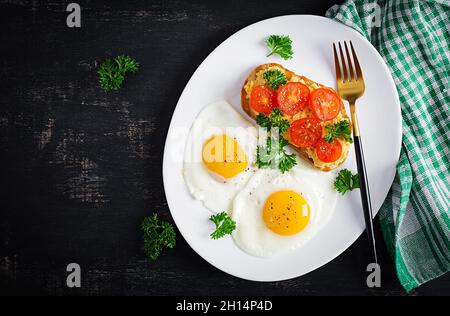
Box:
[0,0,448,296]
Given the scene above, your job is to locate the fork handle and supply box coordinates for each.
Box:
[350,103,378,264]
[354,135,378,265]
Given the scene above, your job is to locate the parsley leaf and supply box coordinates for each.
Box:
[265,35,294,60]
[209,212,236,240]
[324,120,353,144]
[278,151,297,173]
[278,136,289,148]
[256,113,271,129]
[142,213,176,260]
[334,169,360,194]
[256,137,275,169]
[256,136,297,173]
[269,108,290,134]
[263,69,287,90]
[255,109,296,173]
[98,55,140,91]
[256,109,290,134]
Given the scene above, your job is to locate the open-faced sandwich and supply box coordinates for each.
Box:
[242,63,352,171]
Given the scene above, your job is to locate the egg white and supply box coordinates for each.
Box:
[183,100,258,213]
[232,159,338,257]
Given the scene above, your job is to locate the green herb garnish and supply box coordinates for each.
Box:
[324,120,353,144]
[256,108,290,134]
[256,109,296,173]
[142,213,176,260]
[263,69,287,90]
[209,212,236,240]
[98,55,140,91]
[278,153,297,173]
[266,35,294,60]
[256,136,296,173]
[334,169,360,194]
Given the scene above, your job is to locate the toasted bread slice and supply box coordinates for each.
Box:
[241,63,350,172]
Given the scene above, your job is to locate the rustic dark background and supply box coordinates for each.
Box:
[0,0,448,296]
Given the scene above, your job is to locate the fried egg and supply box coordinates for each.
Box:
[232,159,337,257]
[183,101,257,212]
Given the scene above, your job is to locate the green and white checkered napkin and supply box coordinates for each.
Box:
[326,0,449,292]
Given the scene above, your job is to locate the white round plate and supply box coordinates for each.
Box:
[163,15,401,281]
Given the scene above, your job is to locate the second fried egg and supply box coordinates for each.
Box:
[231,160,337,257]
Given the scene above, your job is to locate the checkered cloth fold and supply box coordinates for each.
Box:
[326,0,450,292]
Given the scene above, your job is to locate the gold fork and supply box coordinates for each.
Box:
[333,41,378,264]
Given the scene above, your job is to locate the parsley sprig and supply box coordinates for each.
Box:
[263,69,287,90]
[257,136,296,173]
[256,109,296,173]
[265,35,294,60]
[142,213,176,260]
[98,55,140,91]
[256,108,290,134]
[334,169,360,194]
[324,120,353,144]
[209,212,236,240]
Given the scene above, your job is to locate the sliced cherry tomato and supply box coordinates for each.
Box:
[276,82,310,116]
[250,85,277,115]
[315,138,342,163]
[309,88,342,121]
[289,118,322,148]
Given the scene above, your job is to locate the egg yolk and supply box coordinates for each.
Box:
[202,134,248,179]
[263,190,310,236]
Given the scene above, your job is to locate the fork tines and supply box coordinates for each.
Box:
[333,41,363,83]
